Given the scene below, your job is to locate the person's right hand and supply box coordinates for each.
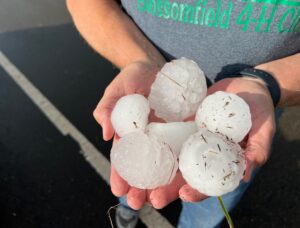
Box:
[93,61,164,209]
[94,60,207,210]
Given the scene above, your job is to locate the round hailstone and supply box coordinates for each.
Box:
[179,129,246,196]
[145,122,197,157]
[111,94,150,137]
[195,91,252,142]
[110,132,178,189]
[148,57,207,122]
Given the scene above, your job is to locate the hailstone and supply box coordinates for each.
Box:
[110,132,178,189]
[111,94,150,137]
[148,57,207,122]
[145,122,197,157]
[179,129,246,196]
[195,91,252,142]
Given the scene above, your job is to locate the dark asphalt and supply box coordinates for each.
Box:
[0,24,299,228]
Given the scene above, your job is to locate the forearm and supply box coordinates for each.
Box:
[66,0,165,69]
[255,53,300,107]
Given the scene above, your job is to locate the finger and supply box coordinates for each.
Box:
[93,94,118,141]
[102,115,115,141]
[179,184,207,202]
[149,172,185,209]
[110,166,129,197]
[243,159,254,182]
[243,118,275,182]
[93,108,114,141]
[145,190,153,206]
[127,187,146,210]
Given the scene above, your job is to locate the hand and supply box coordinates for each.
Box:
[178,77,276,202]
[94,61,182,210]
[94,60,207,209]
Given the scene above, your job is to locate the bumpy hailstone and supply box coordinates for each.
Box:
[195,91,252,142]
[110,132,178,189]
[111,94,150,137]
[146,122,197,157]
[148,57,207,122]
[179,129,246,196]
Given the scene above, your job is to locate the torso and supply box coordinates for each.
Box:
[121,0,300,80]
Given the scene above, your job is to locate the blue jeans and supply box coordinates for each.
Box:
[178,168,259,228]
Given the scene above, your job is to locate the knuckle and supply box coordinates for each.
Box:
[103,86,111,96]
[246,142,269,166]
[93,108,100,120]
[259,152,268,165]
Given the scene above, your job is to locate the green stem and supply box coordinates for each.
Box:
[217,196,234,228]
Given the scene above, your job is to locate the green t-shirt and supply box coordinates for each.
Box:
[121,0,300,81]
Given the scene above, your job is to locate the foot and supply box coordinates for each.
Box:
[115,205,138,228]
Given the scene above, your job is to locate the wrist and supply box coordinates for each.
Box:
[128,58,166,73]
[254,54,300,107]
[254,64,284,106]
[120,50,166,71]
[236,67,281,107]
[238,77,274,103]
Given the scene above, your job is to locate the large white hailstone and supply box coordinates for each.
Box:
[111,94,150,137]
[149,58,207,122]
[195,91,252,142]
[145,122,197,157]
[179,129,246,196]
[110,132,178,189]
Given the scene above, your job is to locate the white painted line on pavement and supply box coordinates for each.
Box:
[0,51,174,228]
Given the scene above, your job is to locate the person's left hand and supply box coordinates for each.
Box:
[147,77,276,206]
[208,77,276,179]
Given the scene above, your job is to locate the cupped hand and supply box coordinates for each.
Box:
[178,77,276,202]
[94,60,207,209]
[207,77,276,180]
[144,77,277,208]
[93,60,192,210]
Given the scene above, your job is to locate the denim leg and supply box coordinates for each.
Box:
[118,196,133,210]
[178,168,259,228]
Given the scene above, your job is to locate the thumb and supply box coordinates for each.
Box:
[93,91,119,141]
[93,108,114,141]
[179,184,207,202]
[243,118,275,182]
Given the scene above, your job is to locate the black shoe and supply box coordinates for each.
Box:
[115,205,138,228]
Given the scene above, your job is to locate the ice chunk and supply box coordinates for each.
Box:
[110,132,178,189]
[146,122,197,157]
[149,58,207,122]
[195,91,252,142]
[179,129,246,196]
[111,94,150,137]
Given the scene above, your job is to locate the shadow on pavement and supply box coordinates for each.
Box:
[222,131,300,227]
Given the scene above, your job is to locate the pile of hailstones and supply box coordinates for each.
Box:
[110,58,252,197]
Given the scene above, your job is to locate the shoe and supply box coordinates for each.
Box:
[115,205,138,228]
